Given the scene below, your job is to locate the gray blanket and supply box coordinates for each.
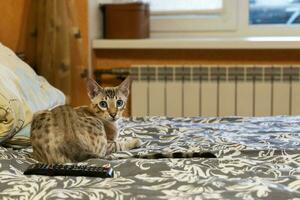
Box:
[1,116,300,199]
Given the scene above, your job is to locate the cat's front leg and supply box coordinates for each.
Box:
[101,119,119,141]
[106,137,142,155]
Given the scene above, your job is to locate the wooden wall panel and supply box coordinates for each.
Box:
[0,0,29,52]
[0,0,37,67]
[71,0,90,107]
[94,49,300,68]
[0,0,90,107]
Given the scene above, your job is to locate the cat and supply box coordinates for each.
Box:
[31,76,216,164]
[30,77,142,164]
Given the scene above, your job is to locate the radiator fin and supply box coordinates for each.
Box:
[166,82,182,117]
[201,82,218,117]
[273,82,290,115]
[149,81,165,116]
[255,82,272,116]
[237,82,253,116]
[183,81,200,117]
[292,82,300,115]
[131,81,148,117]
[219,81,235,116]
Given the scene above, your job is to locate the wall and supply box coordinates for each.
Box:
[0,0,90,107]
[71,0,90,106]
[94,49,300,68]
[0,0,25,51]
[2,1,300,109]
[0,0,31,54]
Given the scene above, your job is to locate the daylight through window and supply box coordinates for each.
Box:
[249,0,300,24]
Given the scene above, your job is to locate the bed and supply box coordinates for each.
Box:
[1,116,300,199]
[1,43,300,199]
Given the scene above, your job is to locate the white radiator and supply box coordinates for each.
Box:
[130,65,300,117]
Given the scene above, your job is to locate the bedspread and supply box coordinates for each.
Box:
[0,116,300,199]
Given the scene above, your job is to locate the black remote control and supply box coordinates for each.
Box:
[24,163,114,178]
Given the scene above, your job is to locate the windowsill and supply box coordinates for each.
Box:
[92,37,300,49]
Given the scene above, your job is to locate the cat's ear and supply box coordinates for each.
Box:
[118,76,131,97]
[86,78,103,99]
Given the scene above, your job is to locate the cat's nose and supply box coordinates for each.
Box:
[109,113,117,118]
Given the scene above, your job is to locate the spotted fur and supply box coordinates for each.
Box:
[30,77,142,164]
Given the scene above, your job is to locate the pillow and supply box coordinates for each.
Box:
[0,43,65,147]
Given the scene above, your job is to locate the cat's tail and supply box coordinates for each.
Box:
[133,151,216,159]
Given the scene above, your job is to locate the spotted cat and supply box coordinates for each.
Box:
[30,77,142,164]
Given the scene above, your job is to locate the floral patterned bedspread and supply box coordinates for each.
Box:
[1,116,300,200]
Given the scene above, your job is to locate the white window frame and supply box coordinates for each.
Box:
[151,0,238,33]
[151,0,300,37]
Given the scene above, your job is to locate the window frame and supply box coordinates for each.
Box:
[150,0,238,33]
[151,0,300,37]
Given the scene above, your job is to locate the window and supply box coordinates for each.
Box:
[93,0,300,38]
[145,0,223,15]
[243,0,300,37]
[147,0,237,33]
[249,0,300,25]
[144,0,300,37]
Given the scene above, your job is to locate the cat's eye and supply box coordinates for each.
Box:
[99,101,108,109]
[116,100,123,108]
